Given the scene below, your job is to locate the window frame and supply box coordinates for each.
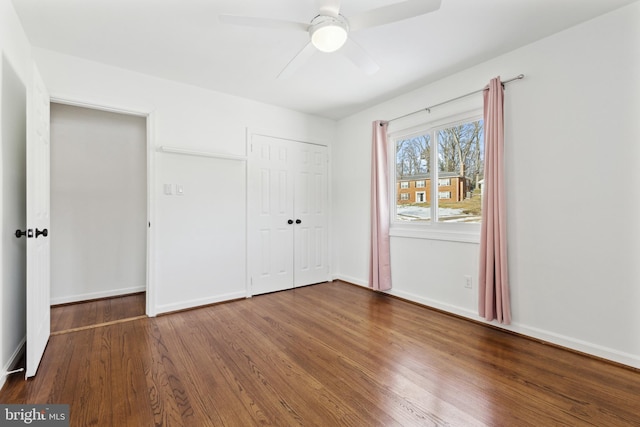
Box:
[388,109,483,243]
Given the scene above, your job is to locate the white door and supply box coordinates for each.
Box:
[250,135,295,295]
[25,64,51,378]
[249,134,328,295]
[293,144,328,287]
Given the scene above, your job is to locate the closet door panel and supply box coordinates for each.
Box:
[250,135,295,295]
[294,144,329,287]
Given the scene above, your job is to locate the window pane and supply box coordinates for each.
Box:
[395,133,431,222]
[436,119,484,223]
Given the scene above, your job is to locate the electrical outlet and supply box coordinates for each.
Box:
[464,275,472,289]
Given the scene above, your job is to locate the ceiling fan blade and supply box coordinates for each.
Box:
[219,14,309,32]
[316,0,342,17]
[277,42,317,79]
[341,39,380,75]
[348,0,442,31]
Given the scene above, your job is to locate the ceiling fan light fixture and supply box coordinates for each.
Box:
[310,16,349,53]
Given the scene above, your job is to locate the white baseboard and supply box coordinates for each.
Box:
[505,322,640,370]
[154,291,247,315]
[1,337,26,390]
[386,288,478,319]
[50,286,146,305]
[332,274,368,288]
[335,276,640,370]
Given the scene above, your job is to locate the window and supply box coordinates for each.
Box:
[400,193,409,201]
[395,133,431,221]
[392,111,484,230]
[400,181,409,189]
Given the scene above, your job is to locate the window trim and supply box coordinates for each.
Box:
[388,109,483,243]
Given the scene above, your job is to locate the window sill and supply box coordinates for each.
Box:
[389,225,480,244]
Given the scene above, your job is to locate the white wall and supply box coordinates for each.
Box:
[333,2,640,368]
[1,55,27,383]
[50,103,147,304]
[156,151,246,311]
[0,0,32,388]
[32,47,336,315]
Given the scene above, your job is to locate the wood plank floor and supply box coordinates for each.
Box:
[2,281,638,426]
[50,292,146,333]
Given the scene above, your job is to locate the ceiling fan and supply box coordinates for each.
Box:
[219,0,442,79]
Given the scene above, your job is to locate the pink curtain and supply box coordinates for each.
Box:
[369,120,392,291]
[479,77,511,324]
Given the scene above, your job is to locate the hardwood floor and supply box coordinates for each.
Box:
[2,281,638,426]
[50,292,146,333]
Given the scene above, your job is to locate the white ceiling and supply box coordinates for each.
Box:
[11,0,637,120]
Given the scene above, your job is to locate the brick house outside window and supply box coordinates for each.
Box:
[396,172,470,204]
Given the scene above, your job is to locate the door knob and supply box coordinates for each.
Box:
[295,219,302,224]
[15,229,34,238]
[287,219,294,225]
[35,228,48,238]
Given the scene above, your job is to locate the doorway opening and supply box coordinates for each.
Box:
[49,103,148,332]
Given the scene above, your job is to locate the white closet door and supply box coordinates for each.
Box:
[293,144,328,287]
[250,135,295,295]
[249,134,329,296]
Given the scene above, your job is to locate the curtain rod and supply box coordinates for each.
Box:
[385,74,525,125]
